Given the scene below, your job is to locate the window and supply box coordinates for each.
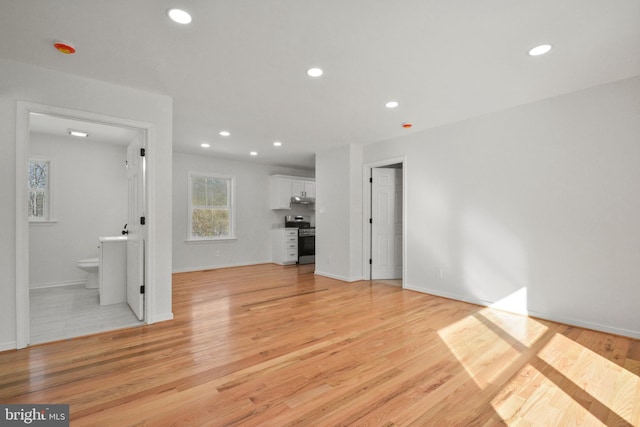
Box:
[188,172,235,240]
[28,158,52,222]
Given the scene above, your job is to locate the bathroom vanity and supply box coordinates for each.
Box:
[99,236,127,305]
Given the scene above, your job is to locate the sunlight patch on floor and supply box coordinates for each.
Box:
[492,363,607,426]
[477,304,548,348]
[440,309,639,425]
[437,307,548,389]
[538,333,639,425]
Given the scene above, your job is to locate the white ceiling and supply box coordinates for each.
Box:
[29,114,140,146]
[2,1,639,169]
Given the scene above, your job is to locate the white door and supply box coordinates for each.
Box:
[371,167,403,279]
[126,136,145,320]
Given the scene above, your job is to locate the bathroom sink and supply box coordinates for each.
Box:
[99,236,128,242]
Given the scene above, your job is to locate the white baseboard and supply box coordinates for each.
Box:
[524,309,640,340]
[149,312,174,324]
[30,280,87,290]
[403,283,640,340]
[314,270,361,283]
[172,260,272,274]
[0,341,17,352]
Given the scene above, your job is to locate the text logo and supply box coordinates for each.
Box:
[1,405,69,426]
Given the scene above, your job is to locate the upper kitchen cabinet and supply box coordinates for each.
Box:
[292,179,315,199]
[270,175,315,210]
[270,175,293,209]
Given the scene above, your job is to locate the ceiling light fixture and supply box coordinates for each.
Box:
[273,141,282,147]
[385,101,399,109]
[200,143,210,148]
[219,131,230,136]
[250,151,258,156]
[306,67,324,78]
[528,44,552,56]
[167,8,192,24]
[68,129,89,138]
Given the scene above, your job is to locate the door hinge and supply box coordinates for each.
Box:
[369,218,373,224]
[140,285,145,294]
[140,148,146,157]
[369,177,373,183]
[140,216,146,225]
[369,259,372,265]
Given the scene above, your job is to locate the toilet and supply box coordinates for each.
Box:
[77,258,99,289]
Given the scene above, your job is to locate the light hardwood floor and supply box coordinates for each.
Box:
[1,264,639,426]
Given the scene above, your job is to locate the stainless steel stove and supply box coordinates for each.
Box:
[285,216,315,264]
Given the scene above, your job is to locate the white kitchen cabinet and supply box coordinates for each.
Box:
[269,175,315,210]
[272,228,298,265]
[306,181,316,198]
[270,176,293,209]
[292,180,315,198]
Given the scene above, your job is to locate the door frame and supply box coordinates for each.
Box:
[15,101,152,349]
[362,157,406,283]
[126,135,146,320]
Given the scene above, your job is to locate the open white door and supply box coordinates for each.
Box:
[126,136,145,320]
[371,167,403,280]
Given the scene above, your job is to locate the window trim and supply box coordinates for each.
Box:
[187,171,236,241]
[28,156,56,223]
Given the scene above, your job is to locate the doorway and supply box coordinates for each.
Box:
[363,159,405,284]
[15,102,149,348]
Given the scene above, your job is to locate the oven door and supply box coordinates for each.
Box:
[298,234,315,264]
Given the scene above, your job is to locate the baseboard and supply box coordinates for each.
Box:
[403,283,640,340]
[0,341,17,352]
[172,260,272,274]
[524,309,640,340]
[30,280,86,290]
[149,312,174,324]
[314,270,361,283]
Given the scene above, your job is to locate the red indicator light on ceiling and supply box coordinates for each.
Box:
[402,122,413,129]
[54,41,76,55]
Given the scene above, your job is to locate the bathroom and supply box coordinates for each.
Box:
[28,114,143,344]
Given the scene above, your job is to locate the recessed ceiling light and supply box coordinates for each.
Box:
[167,8,192,24]
[250,151,258,156]
[219,131,230,137]
[528,44,552,56]
[273,141,282,147]
[385,101,399,109]
[68,129,89,138]
[200,143,210,148]
[306,67,324,78]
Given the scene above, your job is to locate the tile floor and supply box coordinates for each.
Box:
[30,285,143,345]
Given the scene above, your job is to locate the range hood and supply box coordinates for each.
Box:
[291,195,315,205]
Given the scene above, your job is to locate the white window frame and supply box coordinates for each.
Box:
[187,171,236,241]
[28,156,56,223]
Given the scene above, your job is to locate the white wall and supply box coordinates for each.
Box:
[29,133,128,288]
[0,59,173,350]
[315,144,363,282]
[172,152,314,272]
[362,75,640,338]
[348,145,364,280]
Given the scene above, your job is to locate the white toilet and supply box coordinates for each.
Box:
[77,258,99,289]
